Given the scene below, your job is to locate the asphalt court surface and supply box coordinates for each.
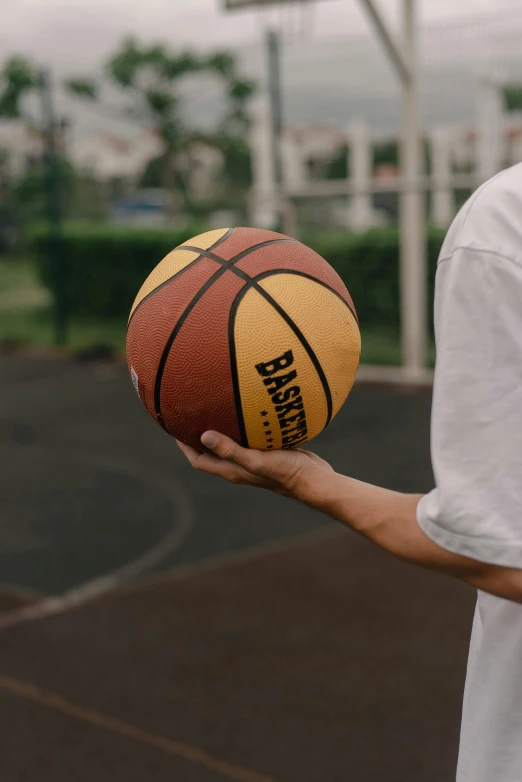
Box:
[0,355,437,596]
[0,355,476,781]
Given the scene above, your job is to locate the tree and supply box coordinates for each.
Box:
[503,84,522,113]
[91,38,256,215]
[0,54,84,129]
[11,158,76,222]
[0,55,81,220]
[326,145,349,180]
[373,140,399,168]
[0,56,40,118]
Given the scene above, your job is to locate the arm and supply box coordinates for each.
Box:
[177,433,522,605]
[179,206,522,605]
[302,470,522,603]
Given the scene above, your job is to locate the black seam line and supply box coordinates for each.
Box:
[228,294,249,448]
[153,265,228,430]
[255,285,333,428]
[176,238,299,267]
[152,238,296,430]
[229,277,333,430]
[179,246,358,325]
[127,228,235,329]
[127,252,204,330]
[212,227,235,248]
[246,268,359,325]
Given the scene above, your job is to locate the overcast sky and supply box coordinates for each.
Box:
[1,0,519,74]
[4,0,522,138]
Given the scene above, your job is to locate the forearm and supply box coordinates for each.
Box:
[178,432,522,604]
[298,469,522,603]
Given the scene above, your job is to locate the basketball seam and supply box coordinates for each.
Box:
[249,269,359,325]
[176,238,298,266]
[227,278,334,436]
[127,228,235,328]
[252,284,334,429]
[152,238,298,434]
[228,296,249,448]
[179,245,357,326]
[153,266,228,431]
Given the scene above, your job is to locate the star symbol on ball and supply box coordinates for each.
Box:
[263,421,270,428]
[267,438,273,443]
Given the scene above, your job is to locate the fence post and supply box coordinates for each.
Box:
[399,0,427,376]
[476,66,504,183]
[347,119,373,230]
[430,126,455,228]
[40,68,67,346]
[249,93,278,229]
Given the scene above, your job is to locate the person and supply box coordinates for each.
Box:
[177,163,522,782]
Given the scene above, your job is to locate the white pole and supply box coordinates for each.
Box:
[400,0,427,376]
[280,128,304,236]
[249,93,278,229]
[476,66,504,184]
[281,130,305,190]
[347,119,373,230]
[430,126,455,228]
[359,0,410,85]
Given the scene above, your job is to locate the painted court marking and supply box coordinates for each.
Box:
[0,452,195,630]
[0,367,433,631]
[0,672,279,782]
[114,523,344,599]
[0,524,343,631]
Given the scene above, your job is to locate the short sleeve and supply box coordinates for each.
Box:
[417,248,522,568]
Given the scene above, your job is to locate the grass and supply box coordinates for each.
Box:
[360,326,435,368]
[360,326,402,366]
[0,306,127,355]
[0,255,435,366]
[0,258,39,293]
[0,306,435,368]
[0,257,125,355]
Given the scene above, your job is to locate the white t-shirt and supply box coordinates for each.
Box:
[416,163,522,782]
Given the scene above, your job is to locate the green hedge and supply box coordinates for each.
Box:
[303,226,446,333]
[31,222,447,329]
[31,222,205,319]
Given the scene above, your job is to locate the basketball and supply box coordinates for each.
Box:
[126,227,361,451]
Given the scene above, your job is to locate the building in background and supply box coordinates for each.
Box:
[69,129,163,186]
[0,121,45,179]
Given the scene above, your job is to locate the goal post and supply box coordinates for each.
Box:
[222,0,428,378]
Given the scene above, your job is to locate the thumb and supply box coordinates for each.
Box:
[200,431,263,473]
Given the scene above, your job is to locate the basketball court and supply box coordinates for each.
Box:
[0,353,475,781]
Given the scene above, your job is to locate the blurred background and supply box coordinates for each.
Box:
[2,0,522,365]
[0,1,519,780]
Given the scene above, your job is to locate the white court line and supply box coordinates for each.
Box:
[355,365,434,387]
[113,523,345,599]
[0,453,195,630]
[0,523,344,631]
[0,672,280,782]
[0,368,432,631]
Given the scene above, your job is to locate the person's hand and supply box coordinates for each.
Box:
[176,431,334,500]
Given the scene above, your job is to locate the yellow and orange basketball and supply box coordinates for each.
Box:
[126,227,361,451]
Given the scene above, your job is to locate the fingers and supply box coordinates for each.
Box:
[200,431,264,474]
[176,439,265,486]
[175,440,204,464]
